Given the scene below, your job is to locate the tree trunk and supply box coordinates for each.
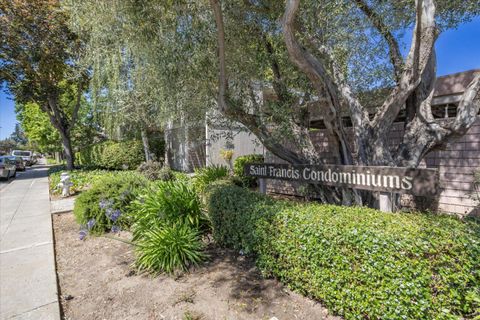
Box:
[140,127,152,162]
[163,120,173,168]
[58,128,74,170]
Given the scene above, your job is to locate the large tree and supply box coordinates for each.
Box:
[68,0,215,165]
[209,0,480,205]
[15,102,62,154]
[67,0,479,206]
[0,0,87,169]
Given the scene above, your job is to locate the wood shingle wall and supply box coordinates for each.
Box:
[266,117,480,217]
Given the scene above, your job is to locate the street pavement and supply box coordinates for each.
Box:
[0,161,60,320]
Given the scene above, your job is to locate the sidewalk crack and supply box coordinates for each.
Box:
[6,300,58,319]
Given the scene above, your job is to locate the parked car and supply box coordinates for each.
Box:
[8,156,26,171]
[11,150,34,166]
[0,156,17,180]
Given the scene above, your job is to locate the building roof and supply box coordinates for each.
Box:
[434,69,480,97]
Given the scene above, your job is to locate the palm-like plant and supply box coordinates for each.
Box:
[135,223,205,274]
[192,165,229,193]
[129,181,208,241]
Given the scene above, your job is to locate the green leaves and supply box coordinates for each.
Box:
[192,165,229,194]
[135,223,206,274]
[16,102,61,153]
[130,180,208,274]
[73,171,149,234]
[206,182,480,319]
[130,180,207,237]
[75,140,144,170]
[49,167,109,195]
[233,154,264,187]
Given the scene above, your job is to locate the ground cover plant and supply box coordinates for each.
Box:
[73,171,148,234]
[48,167,110,195]
[206,181,480,320]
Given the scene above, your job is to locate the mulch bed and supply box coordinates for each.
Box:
[53,213,338,320]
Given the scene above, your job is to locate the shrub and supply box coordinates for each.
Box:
[205,180,285,254]
[73,171,148,234]
[172,171,191,184]
[192,165,229,193]
[129,180,207,241]
[129,180,208,274]
[157,166,175,181]
[233,154,264,187]
[75,140,144,170]
[135,223,205,274]
[137,161,163,180]
[206,182,480,319]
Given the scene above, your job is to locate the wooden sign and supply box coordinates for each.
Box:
[245,163,439,196]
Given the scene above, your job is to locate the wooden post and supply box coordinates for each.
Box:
[379,192,393,212]
[259,178,266,194]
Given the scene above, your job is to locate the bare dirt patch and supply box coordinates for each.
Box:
[53,213,339,320]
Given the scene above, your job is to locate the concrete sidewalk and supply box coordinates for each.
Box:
[0,163,60,320]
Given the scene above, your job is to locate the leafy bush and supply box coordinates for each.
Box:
[233,154,264,187]
[135,223,205,274]
[206,182,480,319]
[75,140,144,170]
[157,166,175,181]
[73,171,148,234]
[129,180,207,241]
[192,165,229,193]
[49,168,110,195]
[137,161,163,180]
[206,180,283,254]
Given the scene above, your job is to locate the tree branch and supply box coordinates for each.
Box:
[70,81,83,131]
[209,0,228,113]
[209,0,311,164]
[372,0,438,137]
[283,0,369,128]
[396,73,480,166]
[352,0,403,81]
[449,74,480,134]
[283,0,370,164]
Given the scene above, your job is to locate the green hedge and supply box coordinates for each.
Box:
[206,181,480,319]
[75,140,144,170]
[233,154,264,187]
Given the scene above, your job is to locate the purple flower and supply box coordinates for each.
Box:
[110,209,122,222]
[111,225,121,233]
[79,229,87,240]
[99,199,113,209]
[105,207,113,219]
[119,190,130,201]
[87,218,96,230]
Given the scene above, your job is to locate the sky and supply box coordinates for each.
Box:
[1,16,480,140]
